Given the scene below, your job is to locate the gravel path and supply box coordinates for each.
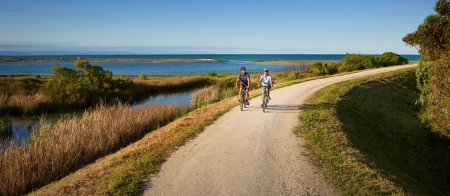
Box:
[143,64,416,196]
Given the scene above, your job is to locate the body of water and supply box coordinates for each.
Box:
[0,54,422,76]
[3,89,196,147]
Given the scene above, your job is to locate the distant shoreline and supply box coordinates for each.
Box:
[252,60,341,65]
[0,57,222,63]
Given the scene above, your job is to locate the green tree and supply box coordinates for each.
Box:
[403,0,450,136]
[44,60,123,107]
[403,0,450,60]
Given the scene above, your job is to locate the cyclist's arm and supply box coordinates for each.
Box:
[270,77,273,87]
[258,77,262,86]
[235,78,239,88]
[247,77,250,88]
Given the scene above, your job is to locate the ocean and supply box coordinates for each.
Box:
[0,54,422,76]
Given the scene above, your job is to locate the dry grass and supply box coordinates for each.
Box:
[0,102,183,196]
[26,73,324,195]
[191,86,221,108]
[0,93,51,115]
[132,75,209,93]
[298,67,450,195]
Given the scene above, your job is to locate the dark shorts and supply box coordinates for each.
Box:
[240,84,249,89]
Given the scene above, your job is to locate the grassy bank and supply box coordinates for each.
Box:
[27,69,322,195]
[297,67,450,195]
[0,102,186,196]
[0,74,209,115]
[8,60,413,195]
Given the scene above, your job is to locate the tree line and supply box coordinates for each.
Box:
[403,0,450,137]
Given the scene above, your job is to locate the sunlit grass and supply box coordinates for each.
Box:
[0,102,186,196]
[297,67,450,195]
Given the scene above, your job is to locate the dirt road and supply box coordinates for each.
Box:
[144,64,417,196]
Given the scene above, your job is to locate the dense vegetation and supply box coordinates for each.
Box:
[403,0,450,137]
[0,60,210,116]
[0,102,187,196]
[298,68,450,195]
[0,51,412,194]
[192,52,410,107]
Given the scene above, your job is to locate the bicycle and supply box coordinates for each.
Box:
[262,86,269,112]
[240,86,248,111]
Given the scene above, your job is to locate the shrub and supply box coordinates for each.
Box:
[207,72,217,77]
[310,62,340,76]
[378,52,409,67]
[415,59,434,107]
[403,0,450,136]
[338,53,377,72]
[139,73,147,80]
[43,60,131,107]
[428,54,450,136]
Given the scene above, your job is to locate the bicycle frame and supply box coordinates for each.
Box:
[240,86,247,111]
[262,86,269,112]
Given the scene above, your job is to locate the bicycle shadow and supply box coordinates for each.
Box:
[261,104,308,113]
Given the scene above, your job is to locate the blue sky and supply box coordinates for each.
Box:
[0,0,437,54]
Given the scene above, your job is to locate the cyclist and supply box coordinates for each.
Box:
[258,68,273,107]
[235,66,250,105]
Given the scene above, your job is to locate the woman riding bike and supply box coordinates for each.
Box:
[258,68,273,108]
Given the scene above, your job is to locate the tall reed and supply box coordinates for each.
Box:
[0,102,184,196]
[0,93,51,115]
[133,75,209,95]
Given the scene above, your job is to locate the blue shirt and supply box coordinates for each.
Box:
[260,74,272,86]
[238,72,250,86]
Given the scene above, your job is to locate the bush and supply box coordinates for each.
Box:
[338,53,377,72]
[404,0,450,137]
[310,62,340,76]
[43,60,131,107]
[139,73,147,80]
[378,52,409,67]
[207,72,217,77]
[428,54,450,136]
[415,59,434,106]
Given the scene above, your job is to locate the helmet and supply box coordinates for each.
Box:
[263,68,269,72]
[241,67,246,71]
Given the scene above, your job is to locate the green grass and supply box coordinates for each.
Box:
[297,67,450,195]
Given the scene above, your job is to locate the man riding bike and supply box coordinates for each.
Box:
[235,66,250,105]
[258,68,273,108]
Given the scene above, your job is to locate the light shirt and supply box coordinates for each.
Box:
[260,74,272,86]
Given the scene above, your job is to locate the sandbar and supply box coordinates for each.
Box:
[0,57,221,63]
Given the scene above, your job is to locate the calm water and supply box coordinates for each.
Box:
[3,89,196,147]
[0,54,422,76]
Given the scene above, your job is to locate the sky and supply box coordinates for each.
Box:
[0,0,438,54]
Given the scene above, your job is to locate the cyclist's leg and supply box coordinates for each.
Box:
[245,86,250,104]
[239,87,243,101]
[261,86,266,104]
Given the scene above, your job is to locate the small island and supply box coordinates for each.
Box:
[0,57,222,63]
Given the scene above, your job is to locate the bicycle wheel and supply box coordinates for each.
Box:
[240,93,245,111]
[265,96,268,109]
